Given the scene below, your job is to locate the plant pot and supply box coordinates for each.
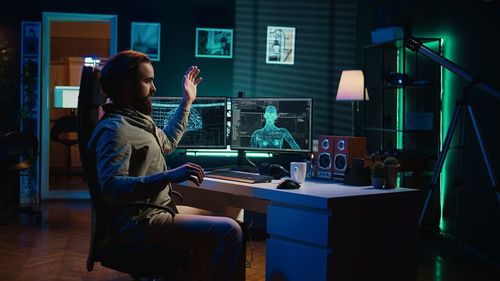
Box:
[384,164,400,188]
[372,177,385,189]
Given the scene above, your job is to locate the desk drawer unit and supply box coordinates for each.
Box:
[266,204,331,281]
[267,204,330,245]
[265,191,418,281]
[267,238,329,281]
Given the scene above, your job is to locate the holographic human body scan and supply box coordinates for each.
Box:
[151,97,227,148]
[250,105,300,150]
[231,97,312,153]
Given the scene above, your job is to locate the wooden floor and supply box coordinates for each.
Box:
[1,200,500,281]
[49,169,87,191]
[0,201,265,281]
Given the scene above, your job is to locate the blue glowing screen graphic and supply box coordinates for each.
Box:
[231,98,312,152]
[151,97,227,148]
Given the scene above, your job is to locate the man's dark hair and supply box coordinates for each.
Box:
[100,50,151,100]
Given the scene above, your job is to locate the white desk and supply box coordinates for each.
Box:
[175,178,419,281]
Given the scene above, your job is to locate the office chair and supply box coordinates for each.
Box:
[77,66,192,280]
[0,131,40,223]
[50,114,78,178]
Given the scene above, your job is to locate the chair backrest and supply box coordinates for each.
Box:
[76,65,108,271]
[0,131,38,171]
[77,65,107,209]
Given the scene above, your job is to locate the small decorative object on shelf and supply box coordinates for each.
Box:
[384,71,409,86]
[371,161,386,189]
[383,157,400,188]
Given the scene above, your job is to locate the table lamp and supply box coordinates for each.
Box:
[335,70,369,136]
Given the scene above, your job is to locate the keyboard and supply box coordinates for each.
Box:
[205,170,273,184]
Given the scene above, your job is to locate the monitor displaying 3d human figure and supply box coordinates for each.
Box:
[231,97,312,153]
[151,97,227,148]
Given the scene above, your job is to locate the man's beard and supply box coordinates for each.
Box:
[134,95,152,115]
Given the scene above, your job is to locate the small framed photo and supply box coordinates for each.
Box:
[266,26,296,65]
[131,22,161,61]
[22,22,40,56]
[195,28,233,59]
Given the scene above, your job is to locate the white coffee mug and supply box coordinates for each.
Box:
[290,162,307,184]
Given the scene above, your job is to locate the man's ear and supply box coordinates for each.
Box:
[120,80,136,99]
[122,80,134,92]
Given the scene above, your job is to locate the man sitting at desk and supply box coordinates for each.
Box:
[88,50,242,281]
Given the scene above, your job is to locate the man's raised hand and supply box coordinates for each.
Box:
[182,66,202,105]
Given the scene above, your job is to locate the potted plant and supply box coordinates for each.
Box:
[383,156,400,188]
[371,161,385,188]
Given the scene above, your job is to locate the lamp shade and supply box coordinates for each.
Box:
[336,70,368,101]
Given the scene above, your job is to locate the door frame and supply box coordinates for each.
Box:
[41,12,117,199]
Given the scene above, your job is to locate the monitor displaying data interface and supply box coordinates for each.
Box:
[231,97,312,152]
[151,97,227,148]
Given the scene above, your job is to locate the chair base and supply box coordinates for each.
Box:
[95,243,192,281]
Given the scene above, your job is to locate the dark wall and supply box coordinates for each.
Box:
[0,0,235,108]
[2,0,359,139]
[357,0,500,263]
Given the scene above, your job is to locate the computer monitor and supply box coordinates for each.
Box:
[151,96,227,148]
[54,86,79,109]
[230,97,312,153]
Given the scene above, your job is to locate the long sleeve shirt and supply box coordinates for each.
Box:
[88,103,189,239]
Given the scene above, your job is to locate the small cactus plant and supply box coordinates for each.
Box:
[383,157,400,188]
[383,156,399,166]
[371,162,385,178]
[371,161,385,188]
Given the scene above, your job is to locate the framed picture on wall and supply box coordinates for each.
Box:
[266,26,296,65]
[131,22,161,61]
[195,28,233,58]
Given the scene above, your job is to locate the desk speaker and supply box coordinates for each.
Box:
[316,135,366,179]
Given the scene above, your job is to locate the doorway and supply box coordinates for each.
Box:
[41,12,117,199]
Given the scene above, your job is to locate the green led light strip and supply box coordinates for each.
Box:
[396,48,404,151]
[185,150,273,158]
[186,151,237,157]
[396,48,404,188]
[439,36,453,233]
[397,36,449,229]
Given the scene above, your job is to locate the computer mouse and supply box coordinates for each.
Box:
[277,179,301,189]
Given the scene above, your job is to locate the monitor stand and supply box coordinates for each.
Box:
[206,150,258,173]
[230,150,258,173]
